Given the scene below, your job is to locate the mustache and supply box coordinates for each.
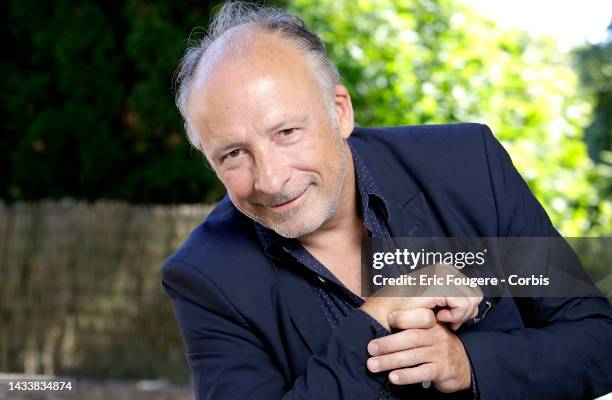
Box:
[249,182,313,207]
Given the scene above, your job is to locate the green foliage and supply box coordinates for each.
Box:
[289,0,611,235]
[573,23,612,165]
[573,23,612,211]
[1,0,224,204]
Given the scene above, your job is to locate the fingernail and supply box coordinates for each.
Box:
[389,372,399,383]
[368,342,379,355]
[368,358,380,372]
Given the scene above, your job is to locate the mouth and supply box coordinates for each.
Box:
[269,186,310,213]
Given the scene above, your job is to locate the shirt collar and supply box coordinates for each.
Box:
[349,141,389,221]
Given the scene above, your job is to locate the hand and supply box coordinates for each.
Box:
[427,264,483,330]
[366,312,472,393]
[361,296,448,331]
[360,263,483,331]
[435,296,481,331]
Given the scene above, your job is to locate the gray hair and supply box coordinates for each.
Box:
[174,1,341,151]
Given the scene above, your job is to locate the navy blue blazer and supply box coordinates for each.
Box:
[161,123,612,399]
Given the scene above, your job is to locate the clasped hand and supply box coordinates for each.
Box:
[360,263,482,392]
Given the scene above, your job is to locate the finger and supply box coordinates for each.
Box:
[449,307,471,331]
[435,308,453,322]
[440,298,471,322]
[443,272,482,299]
[443,300,480,331]
[396,296,447,310]
[435,297,468,322]
[367,346,433,373]
[450,321,462,331]
[368,328,435,356]
[388,308,436,330]
[442,296,481,323]
[388,363,439,385]
[469,299,480,319]
[462,295,483,322]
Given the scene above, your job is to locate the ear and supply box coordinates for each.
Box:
[334,84,354,139]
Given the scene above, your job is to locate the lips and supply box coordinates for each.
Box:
[269,186,310,212]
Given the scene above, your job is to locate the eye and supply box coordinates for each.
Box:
[278,128,297,137]
[221,148,245,162]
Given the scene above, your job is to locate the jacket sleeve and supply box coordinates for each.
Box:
[161,259,387,400]
[458,124,612,399]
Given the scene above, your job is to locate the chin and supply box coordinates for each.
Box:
[270,222,316,239]
[271,213,326,239]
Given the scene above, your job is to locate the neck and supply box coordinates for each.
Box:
[297,145,365,252]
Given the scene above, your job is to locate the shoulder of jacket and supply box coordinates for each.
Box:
[350,123,487,148]
[163,196,274,288]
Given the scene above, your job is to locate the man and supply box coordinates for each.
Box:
[161,2,612,399]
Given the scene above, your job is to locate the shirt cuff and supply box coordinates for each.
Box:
[356,308,390,338]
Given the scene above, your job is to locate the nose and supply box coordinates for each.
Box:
[253,149,291,195]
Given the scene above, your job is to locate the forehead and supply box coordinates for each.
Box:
[185,29,323,147]
[190,27,319,99]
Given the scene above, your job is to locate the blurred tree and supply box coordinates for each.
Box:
[118,0,226,203]
[1,1,123,200]
[573,21,612,209]
[289,0,611,235]
[0,0,226,204]
[574,22,612,166]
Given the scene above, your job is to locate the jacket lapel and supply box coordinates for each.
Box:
[386,191,438,238]
[277,265,331,355]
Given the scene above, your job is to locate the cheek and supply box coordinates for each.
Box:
[309,135,343,174]
[283,138,341,188]
[286,133,325,168]
[221,169,254,201]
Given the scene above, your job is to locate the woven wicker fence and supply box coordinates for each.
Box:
[0,200,211,384]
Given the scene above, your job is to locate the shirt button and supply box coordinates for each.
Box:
[421,380,432,389]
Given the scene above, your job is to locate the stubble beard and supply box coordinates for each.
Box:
[239,133,349,239]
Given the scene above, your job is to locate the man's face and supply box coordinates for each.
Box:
[186,32,354,238]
